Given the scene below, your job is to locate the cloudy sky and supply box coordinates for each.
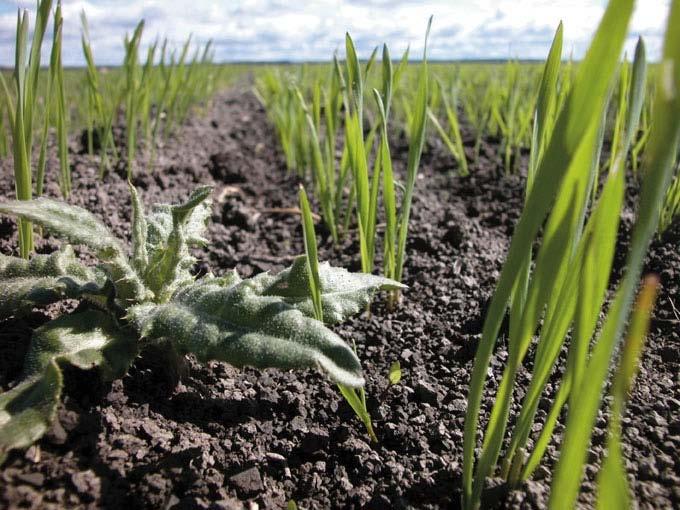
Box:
[0,0,671,66]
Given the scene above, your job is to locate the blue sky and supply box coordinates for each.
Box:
[0,0,671,66]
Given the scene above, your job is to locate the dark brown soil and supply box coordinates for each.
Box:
[1,87,679,510]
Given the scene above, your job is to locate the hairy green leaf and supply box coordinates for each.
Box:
[262,256,404,324]
[0,310,136,463]
[0,360,61,465]
[127,259,384,387]
[0,198,148,304]
[0,245,91,280]
[0,247,105,318]
[23,310,138,380]
[143,185,212,302]
[129,182,148,273]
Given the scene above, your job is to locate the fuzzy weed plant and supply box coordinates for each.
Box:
[0,185,401,463]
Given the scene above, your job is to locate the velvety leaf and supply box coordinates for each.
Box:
[0,245,91,280]
[261,256,404,324]
[0,360,62,465]
[0,247,106,318]
[143,185,212,302]
[0,310,136,465]
[0,198,120,258]
[0,199,148,304]
[129,183,148,273]
[23,310,138,380]
[127,263,367,387]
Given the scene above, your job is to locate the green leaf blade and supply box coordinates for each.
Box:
[0,360,62,465]
[262,256,404,324]
[0,197,148,304]
[128,266,371,388]
[23,310,138,380]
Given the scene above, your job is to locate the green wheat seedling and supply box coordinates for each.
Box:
[78,25,221,174]
[295,88,339,243]
[631,92,653,175]
[256,45,414,252]
[427,77,468,176]
[507,22,563,348]
[0,0,57,258]
[549,4,679,503]
[123,20,144,178]
[255,69,310,174]
[161,36,218,141]
[138,38,159,158]
[489,60,535,174]
[0,100,8,158]
[596,275,658,509]
[36,1,68,198]
[343,32,384,274]
[52,2,69,198]
[299,185,388,441]
[171,41,217,129]
[163,41,198,138]
[381,18,431,302]
[460,73,494,163]
[598,39,646,194]
[659,159,680,232]
[461,1,666,507]
[0,185,403,464]
[80,12,120,176]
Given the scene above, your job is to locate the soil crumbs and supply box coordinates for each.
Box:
[1,88,679,510]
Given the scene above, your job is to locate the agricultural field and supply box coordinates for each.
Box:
[0,0,679,509]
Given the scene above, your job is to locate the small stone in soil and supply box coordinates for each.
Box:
[70,470,101,502]
[15,473,45,487]
[415,380,441,404]
[228,467,264,497]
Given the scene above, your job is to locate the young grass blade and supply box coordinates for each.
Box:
[53,3,70,197]
[427,107,461,160]
[623,37,647,153]
[508,139,627,482]
[364,46,379,82]
[23,0,52,156]
[394,15,432,284]
[36,18,58,197]
[345,110,371,272]
[473,115,601,502]
[462,2,634,508]
[596,275,658,510]
[374,91,397,295]
[527,21,563,193]
[295,89,338,243]
[504,32,645,486]
[440,80,469,176]
[549,3,680,506]
[299,186,323,322]
[345,33,363,122]
[298,185,376,441]
[124,21,144,178]
[392,46,410,90]
[13,10,33,258]
[381,44,393,120]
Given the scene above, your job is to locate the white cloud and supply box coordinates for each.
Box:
[0,0,671,66]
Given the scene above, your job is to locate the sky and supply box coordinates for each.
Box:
[0,0,672,66]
